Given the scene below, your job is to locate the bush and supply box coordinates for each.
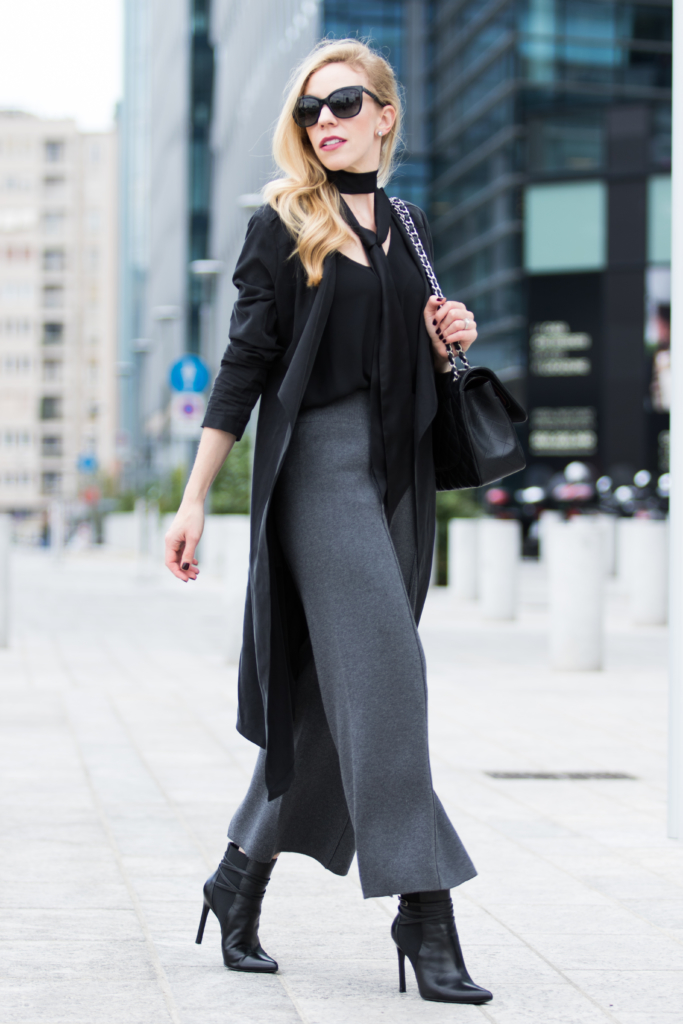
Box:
[158,467,186,513]
[210,436,251,514]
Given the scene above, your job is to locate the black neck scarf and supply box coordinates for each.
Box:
[328,168,378,194]
[329,169,414,523]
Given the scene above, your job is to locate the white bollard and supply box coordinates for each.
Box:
[135,498,151,577]
[597,513,618,576]
[224,515,251,663]
[548,516,603,670]
[147,501,160,560]
[448,518,478,600]
[538,509,562,562]
[49,499,65,558]
[615,517,637,591]
[201,515,230,578]
[0,513,10,647]
[479,518,521,620]
[630,518,669,625]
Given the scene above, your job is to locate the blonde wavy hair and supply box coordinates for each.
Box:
[264,39,403,287]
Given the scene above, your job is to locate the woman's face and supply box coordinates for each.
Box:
[303,62,396,174]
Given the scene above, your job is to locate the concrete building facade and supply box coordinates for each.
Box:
[0,111,117,513]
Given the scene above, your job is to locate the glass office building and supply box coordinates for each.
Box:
[323,0,431,206]
[429,0,672,481]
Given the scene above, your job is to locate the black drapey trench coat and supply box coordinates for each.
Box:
[202,200,440,800]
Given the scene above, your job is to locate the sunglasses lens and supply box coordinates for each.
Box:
[293,96,321,127]
[329,87,362,119]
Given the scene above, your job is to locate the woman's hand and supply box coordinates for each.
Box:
[164,500,204,582]
[163,426,236,582]
[424,296,477,373]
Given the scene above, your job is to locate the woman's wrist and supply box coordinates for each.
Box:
[179,490,206,511]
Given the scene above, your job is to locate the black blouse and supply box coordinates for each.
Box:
[302,224,425,411]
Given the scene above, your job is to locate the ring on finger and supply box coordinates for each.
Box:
[464,318,471,330]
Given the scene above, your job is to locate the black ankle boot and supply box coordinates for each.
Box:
[391,891,492,1004]
[195,842,278,973]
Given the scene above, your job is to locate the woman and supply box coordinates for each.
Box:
[165,39,491,1005]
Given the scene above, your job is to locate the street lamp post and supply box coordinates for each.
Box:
[152,305,181,478]
[189,261,224,474]
[669,2,683,838]
[189,259,225,368]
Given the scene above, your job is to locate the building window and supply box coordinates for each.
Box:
[2,355,31,375]
[42,359,62,382]
[0,207,36,232]
[3,246,33,262]
[43,322,64,344]
[3,430,31,448]
[0,281,33,302]
[41,471,62,494]
[528,115,604,172]
[43,284,64,308]
[43,211,65,235]
[2,175,32,192]
[0,318,32,337]
[41,435,62,457]
[43,248,66,272]
[524,180,607,273]
[3,472,32,489]
[44,140,65,163]
[648,175,671,265]
[86,209,101,234]
[40,396,62,420]
[44,175,66,197]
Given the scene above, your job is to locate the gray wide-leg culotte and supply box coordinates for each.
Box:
[229,390,476,898]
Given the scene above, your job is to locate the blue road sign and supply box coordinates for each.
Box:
[77,454,98,474]
[169,354,210,393]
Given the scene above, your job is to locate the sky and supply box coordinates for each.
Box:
[0,0,122,132]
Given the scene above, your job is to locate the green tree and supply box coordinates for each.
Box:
[210,436,251,513]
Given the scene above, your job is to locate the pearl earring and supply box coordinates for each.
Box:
[377,130,383,137]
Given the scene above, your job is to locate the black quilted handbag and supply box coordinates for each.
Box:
[390,198,527,491]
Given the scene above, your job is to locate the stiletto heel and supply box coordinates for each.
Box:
[391,894,492,1004]
[195,900,210,944]
[398,948,406,993]
[198,842,278,972]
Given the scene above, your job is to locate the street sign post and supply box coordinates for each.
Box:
[170,392,206,440]
[169,354,210,394]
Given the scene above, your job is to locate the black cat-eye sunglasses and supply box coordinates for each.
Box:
[292,86,385,128]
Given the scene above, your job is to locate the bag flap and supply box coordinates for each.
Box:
[459,366,527,424]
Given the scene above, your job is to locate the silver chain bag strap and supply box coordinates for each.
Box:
[389,196,527,491]
[390,197,470,381]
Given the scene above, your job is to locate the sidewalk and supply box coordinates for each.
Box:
[0,547,680,1024]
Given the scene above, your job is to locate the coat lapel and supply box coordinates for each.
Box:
[390,206,438,445]
[276,257,336,423]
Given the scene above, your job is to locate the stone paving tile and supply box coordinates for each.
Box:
[2,549,682,1024]
[0,978,175,1024]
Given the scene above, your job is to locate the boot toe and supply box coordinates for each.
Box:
[461,981,492,1004]
[423,980,492,1004]
[225,944,278,973]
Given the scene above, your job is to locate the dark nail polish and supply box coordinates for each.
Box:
[182,563,189,570]
[432,319,437,325]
